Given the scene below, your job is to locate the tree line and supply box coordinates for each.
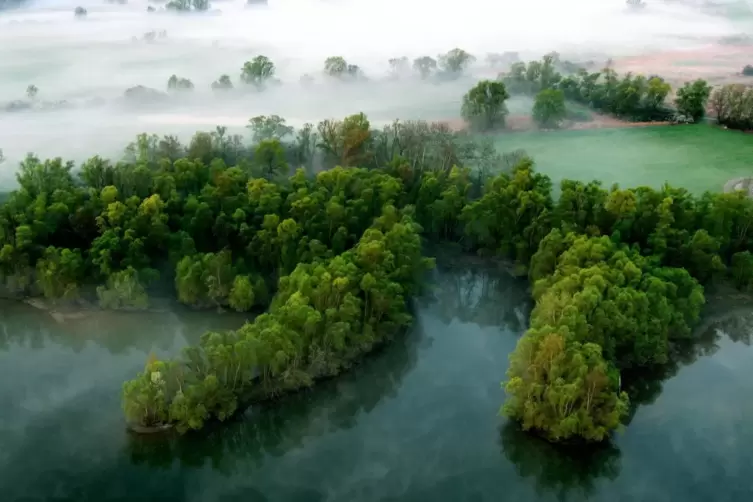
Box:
[2,107,753,441]
[498,54,712,126]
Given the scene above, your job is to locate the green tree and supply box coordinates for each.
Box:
[532,89,566,128]
[241,56,276,88]
[412,56,437,79]
[461,80,510,132]
[438,48,476,76]
[246,115,293,143]
[254,139,289,180]
[211,74,233,90]
[26,84,38,100]
[675,79,712,123]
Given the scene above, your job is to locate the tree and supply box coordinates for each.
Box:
[316,113,372,166]
[532,89,566,128]
[228,275,255,312]
[324,56,347,78]
[240,56,275,88]
[26,84,38,100]
[211,75,233,90]
[246,115,293,143]
[412,56,437,79]
[388,56,410,78]
[74,6,87,16]
[644,76,671,111]
[167,75,194,91]
[675,79,712,123]
[743,65,753,77]
[438,48,476,76]
[461,80,510,131]
[254,139,288,179]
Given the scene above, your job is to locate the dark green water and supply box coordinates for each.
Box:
[1,262,752,502]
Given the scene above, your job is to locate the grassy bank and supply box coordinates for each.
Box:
[491,124,753,194]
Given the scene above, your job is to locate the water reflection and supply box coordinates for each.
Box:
[499,421,621,502]
[1,263,752,501]
[0,299,248,354]
[422,254,531,332]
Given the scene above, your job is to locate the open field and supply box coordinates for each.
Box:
[490,124,753,193]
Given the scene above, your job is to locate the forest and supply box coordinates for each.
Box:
[1,66,750,441]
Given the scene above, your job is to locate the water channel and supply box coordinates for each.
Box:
[1,260,752,501]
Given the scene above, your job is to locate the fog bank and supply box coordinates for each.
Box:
[0,0,743,186]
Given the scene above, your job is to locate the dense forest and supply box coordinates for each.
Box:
[0,66,748,441]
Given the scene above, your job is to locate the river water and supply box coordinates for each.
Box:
[1,261,752,501]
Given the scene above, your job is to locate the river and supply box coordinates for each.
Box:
[1,260,752,501]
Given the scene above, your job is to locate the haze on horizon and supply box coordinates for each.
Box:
[0,0,746,185]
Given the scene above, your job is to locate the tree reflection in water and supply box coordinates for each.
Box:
[499,420,621,501]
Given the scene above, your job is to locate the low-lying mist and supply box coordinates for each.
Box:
[0,0,744,186]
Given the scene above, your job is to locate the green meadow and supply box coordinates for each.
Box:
[491,125,753,194]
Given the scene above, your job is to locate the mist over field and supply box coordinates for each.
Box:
[0,0,744,185]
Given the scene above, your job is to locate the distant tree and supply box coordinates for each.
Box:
[461,80,510,131]
[532,89,566,128]
[412,56,437,79]
[0,149,4,164]
[743,65,753,76]
[388,56,410,77]
[147,5,156,12]
[246,115,293,143]
[644,76,671,110]
[438,48,476,76]
[211,74,233,90]
[240,56,275,88]
[324,56,348,78]
[74,6,87,16]
[167,75,194,91]
[675,79,712,123]
[26,84,38,100]
[166,0,209,10]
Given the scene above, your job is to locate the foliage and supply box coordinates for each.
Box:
[166,0,209,11]
[26,84,38,100]
[503,56,676,122]
[2,104,751,442]
[240,56,276,88]
[437,48,476,77]
[461,80,510,132]
[211,75,233,90]
[710,84,753,130]
[167,75,194,91]
[412,56,437,79]
[533,89,566,128]
[675,79,712,123]
[97,267,150,310]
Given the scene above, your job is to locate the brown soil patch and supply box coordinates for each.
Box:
[611,44,753,87]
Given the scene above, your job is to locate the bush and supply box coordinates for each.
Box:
[743,65,753,76]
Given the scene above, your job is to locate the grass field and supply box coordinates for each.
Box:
[491,125,753,194]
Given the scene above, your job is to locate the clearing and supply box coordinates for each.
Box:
[489,124,753,193]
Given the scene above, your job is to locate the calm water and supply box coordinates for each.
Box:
[1,262,752,501]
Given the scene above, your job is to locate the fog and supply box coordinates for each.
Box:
[0,0,745,186]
